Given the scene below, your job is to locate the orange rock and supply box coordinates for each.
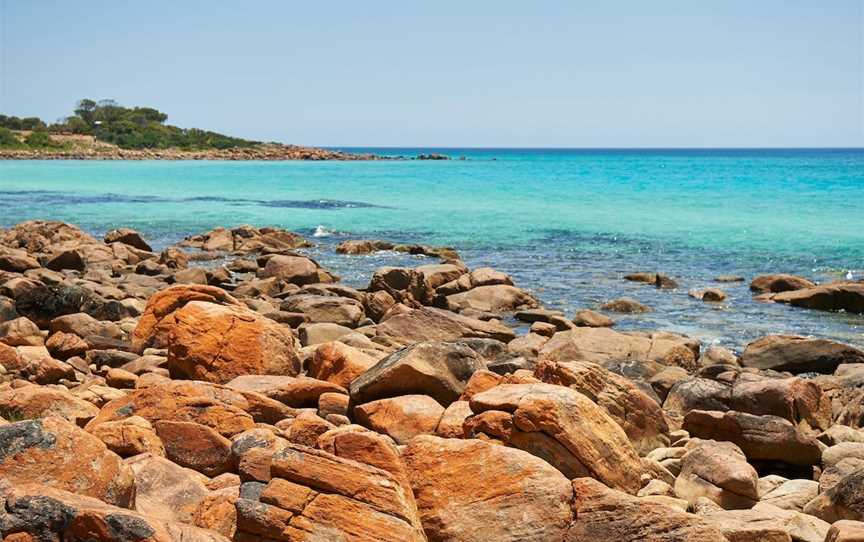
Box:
[354,394,445,444]
[131,284,244,351]
[0,384,99,424]
[167,301,300,383]
[126,453,210,523]
[45,330,89,360]
[153,420,234,476]
[225,375,343,408]
[459,369,503,401]
[280,411,335,447]
[307,341,377,388]
[402,435,573,542]
[193,486,239,538]
[86,381,260,437]
[87,416,165,457]
[469,382,643,493]
[0,417,135,507]
[436,400,473,438]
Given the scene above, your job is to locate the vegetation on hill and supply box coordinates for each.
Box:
[0,99,259,150]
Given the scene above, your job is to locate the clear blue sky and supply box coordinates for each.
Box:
[1,0,862,147]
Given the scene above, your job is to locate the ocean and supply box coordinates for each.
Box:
[1,148,862,351]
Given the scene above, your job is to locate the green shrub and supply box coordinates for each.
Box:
[0,126,22,147]
[24,129,61,148]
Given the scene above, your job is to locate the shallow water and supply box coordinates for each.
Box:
[1,148,862,350]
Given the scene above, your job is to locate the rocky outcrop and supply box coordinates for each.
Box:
[750,273,816,294]
[774,282,864,314]
[741,335,864,374]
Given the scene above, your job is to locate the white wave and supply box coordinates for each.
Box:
[313,225,335,237]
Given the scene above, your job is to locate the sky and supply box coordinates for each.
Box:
[1,0,862,147]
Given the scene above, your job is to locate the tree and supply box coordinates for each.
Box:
[74,99,97,126]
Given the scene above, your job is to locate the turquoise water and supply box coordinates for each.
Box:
[1,148,863,350]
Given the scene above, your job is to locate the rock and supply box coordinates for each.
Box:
[760,479,819,511]
[225,374,345,408]
[335,239,395,254]
[45,330,88,360]
[0,248,40,272]
[132,284,244,351]
[468,382,643,493]
[0,482,230,542]
[0,317,43,347]
[165,301,300,383]
[716,275,745,282]
[49,312,123,342]
[0,417,135,506]
[233,443,425,541]
[741,335,864,374]
[0,385,99,424]
[182,225,310,253]
[85,381,268,437]
[104,228,153,251]
[45,249,85,271]
[568,477,727,541]
[376,306,516,344]
[683,410,823,465]
[600,297,652,313]
[572,309,615,327]
[700,344,739,366]
[280,294,364,327]
[307,341,379,388]
[804,468,864,522]
[539,327,700,374]
[402,434,574,542]
[126,453,210,523]
[535,358,669,453]
[750,274,816,294]
[87,416,165,457]
[674,438,759,509]
[354,395,444,444]
[689,288,728,302]
[445,284,538,313]
[297,322,353,346]
[151,420,233,476]
[664,375,831,432]
[349,341,486,407]
[369,266,434,307]
[774,282,864,314]
[826,520,864,541]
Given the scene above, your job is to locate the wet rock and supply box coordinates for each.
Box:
[402,434,573,542]
[774,282,864,314]
[750,273,816,294]
[468,382,643,493]
[600,297,653,313]
[572,308,615,327]
[335,239,395,254]
[689,287,728,302]
[350,341,486,407]
[0,417,135,506]
[716,275,745,282]
[741,335,864,374]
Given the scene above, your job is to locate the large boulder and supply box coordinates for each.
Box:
[804,468,864,522]
[468,383,643,493]
[86,381,293,437]
[674,438,759,509]
[354,395,445,444]
[234,443,425,541]
[104,228,153,251]
[567,477,727,541]
[750,274,816,294]
[774,282,864,314]
[402,435,574,542]
[0,417,135,507]
[535,358,669,453]
[280,294,364,327]
[126,453,210,524]
[307,341,378,388]
[165,301,300,383]
[741,335,864,374]
[350,341,486,406]
[0,385,99,424]
[376,306,516,344]
[132,284,243,351]
[683,410,823,465]
[539,327,700,374]
[445,284,538,314]
[369,266,434,307]
[225,374,345,408]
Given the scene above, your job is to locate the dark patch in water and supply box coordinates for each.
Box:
[0,190,389,210]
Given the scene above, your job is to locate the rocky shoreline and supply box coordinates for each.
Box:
[1,220,864,541]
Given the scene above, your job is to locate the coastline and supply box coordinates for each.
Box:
[0,143,382,161]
